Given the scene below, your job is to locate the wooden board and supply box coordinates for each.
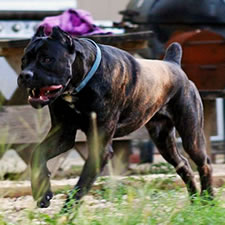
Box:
[0,105,51,144]
[0,31,153,55]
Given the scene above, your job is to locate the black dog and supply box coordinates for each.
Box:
[18,26,213,209]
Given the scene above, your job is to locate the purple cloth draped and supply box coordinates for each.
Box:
[39,9,109,36]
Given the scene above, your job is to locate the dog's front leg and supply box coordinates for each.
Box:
[31,125,75,208]
[63,126,114,211]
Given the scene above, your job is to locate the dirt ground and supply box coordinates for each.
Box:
[0,151,225,224]
[0,162,225,224]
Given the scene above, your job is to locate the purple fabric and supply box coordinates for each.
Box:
[39,9,109,36]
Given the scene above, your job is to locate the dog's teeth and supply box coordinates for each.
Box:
[32,90,35,96]
[45,90,50,95]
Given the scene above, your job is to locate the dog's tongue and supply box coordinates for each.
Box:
[29,85,63,102]
[40,85,63,97]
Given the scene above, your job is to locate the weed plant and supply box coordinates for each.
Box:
[0,178,224,225]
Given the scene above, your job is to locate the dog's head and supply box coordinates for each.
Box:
[18,26,76,108]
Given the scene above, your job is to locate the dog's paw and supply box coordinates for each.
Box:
[37,190,53,208]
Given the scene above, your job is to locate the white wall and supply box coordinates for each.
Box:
[77,0,130,22]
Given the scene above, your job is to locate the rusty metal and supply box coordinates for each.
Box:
[167,30,225,90]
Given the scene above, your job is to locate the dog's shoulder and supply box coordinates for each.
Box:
[100,43,141,74]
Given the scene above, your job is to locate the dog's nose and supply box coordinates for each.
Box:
[18,70,34,87]
[19,70,34,81]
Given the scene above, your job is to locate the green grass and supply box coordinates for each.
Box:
[149,162,175,174]
[1,177,225,225]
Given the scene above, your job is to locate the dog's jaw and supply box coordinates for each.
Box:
[28,85,63,108]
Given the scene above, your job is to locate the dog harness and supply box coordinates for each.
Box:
[74,38,102,94]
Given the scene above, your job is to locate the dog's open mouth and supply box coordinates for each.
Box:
[28,85,63,108]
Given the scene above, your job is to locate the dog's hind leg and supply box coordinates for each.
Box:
[178,127,213,199]
[145,112,199,197]
[174,83,213,199]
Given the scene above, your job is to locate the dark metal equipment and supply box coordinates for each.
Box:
[122,0,225,24]
[120,0,225,58]
[120,0,225,90]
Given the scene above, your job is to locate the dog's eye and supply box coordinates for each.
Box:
[40,56,52,64]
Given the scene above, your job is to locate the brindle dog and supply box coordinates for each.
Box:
[18,26,213,209]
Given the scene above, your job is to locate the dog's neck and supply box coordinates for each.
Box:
[71,39,98,89]
[62,39,101,104]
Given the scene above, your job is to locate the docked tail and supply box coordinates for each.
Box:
[163,42,182,65]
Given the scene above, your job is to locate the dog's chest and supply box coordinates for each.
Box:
[62,95,73,105]
[61,93,95,115]
[61,94,79,111]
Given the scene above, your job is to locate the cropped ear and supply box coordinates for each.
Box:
[32,26,45,40]
[51,26,75,54]
[50,26,64,41]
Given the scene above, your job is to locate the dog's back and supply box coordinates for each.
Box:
[114,43,187,137]
[135,42,186,98]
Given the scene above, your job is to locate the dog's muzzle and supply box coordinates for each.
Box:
[18,70,66,108]
[28,85,64,108]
